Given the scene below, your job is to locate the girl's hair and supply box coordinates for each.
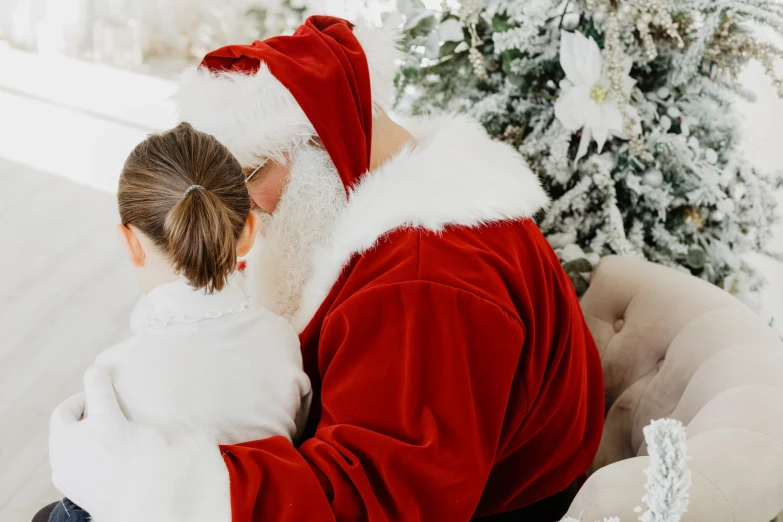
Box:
[118,122,251,293]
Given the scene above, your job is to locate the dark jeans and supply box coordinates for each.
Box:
[32,481,578,522]
[32,499,90,522]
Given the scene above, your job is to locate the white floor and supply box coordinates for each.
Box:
[0,160,140,520]
[0,46,782,522]
[0,47,177,521]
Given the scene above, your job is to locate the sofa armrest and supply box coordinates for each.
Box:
[570,256,783,521]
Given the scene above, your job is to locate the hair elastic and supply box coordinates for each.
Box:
[184,185,205,196]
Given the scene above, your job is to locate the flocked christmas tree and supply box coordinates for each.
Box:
[393,0,783,303]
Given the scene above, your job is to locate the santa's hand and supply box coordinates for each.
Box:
[49,366,232,522]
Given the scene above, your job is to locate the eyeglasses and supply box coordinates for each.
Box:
[244,158,270,183]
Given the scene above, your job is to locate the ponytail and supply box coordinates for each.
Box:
[164,187,238,293]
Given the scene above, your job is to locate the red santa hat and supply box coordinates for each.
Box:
[176,15,402,191]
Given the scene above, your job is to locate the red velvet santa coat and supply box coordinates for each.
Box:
[222,115,604,520]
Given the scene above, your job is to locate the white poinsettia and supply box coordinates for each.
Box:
[555,30,640,164]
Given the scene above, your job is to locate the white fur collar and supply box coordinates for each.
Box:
[291,114,549,332]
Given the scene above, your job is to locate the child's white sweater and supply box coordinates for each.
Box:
[90,273,311,445]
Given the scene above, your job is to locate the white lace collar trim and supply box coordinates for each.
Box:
[130,273,252,332]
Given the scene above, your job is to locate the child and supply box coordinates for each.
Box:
[48,122,311,522]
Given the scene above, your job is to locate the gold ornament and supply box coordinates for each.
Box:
[468,24,488,80]
[458,0,488,81]
[584,0,689,158]
[605,13,646,157]
[503,125,525,147]
[458,0,474,24]
[708,13,783,98]
[588,0,685,61]
[681,206,705,231]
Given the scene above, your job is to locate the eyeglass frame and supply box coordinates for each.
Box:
[244,158,270,184]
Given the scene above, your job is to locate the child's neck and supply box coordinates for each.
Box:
[136,253,183,295]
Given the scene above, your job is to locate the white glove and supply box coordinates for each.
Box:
[49,365,232,522]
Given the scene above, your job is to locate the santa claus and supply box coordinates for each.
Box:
[45,16,604,522]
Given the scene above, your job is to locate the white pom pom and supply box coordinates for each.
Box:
[643,169,664,187]
[560,243,586,262]
[717,198,735,214]
[562,12,581,31]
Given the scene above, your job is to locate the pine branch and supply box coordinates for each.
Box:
[639,419,691,522]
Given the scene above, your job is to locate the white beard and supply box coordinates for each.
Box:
[250,145,347,321]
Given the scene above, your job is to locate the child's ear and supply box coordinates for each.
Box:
[117,224,145,267]
[236,212,260,257]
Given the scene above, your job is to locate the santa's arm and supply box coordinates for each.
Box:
[51,282,525,521]
[220,281,526,520]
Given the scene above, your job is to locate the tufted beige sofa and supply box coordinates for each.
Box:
[564,256,783,522]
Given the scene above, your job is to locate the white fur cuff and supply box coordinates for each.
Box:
[107,436,231,522]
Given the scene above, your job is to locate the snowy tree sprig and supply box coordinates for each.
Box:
[558,419,690,522]
[638,419,691,522]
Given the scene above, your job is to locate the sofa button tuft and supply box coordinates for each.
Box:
[614,319,625,332]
